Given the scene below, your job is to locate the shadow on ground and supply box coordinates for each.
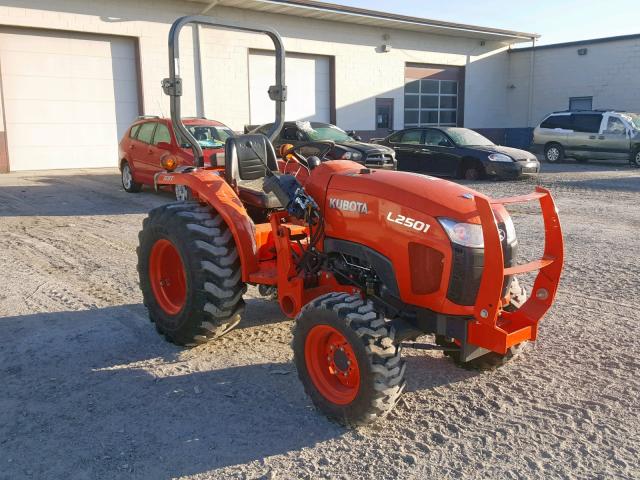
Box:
[0,302,474,479]
[0,173,173,217]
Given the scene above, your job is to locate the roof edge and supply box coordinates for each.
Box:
[513,32,640,51]
[254,0,540,40]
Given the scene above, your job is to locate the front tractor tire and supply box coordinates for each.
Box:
[293,293,406,426]
[138,201,245,346]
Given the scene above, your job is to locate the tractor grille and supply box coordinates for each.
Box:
[408,243,444,295]
[446,222,517,306]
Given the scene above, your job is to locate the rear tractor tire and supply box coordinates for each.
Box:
[438,277,529,370]
[293,293,406,426]
[137,201,246,346]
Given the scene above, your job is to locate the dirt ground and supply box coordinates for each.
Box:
[0,162,639,479]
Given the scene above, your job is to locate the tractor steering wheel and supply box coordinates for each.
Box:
[290,140,335,165]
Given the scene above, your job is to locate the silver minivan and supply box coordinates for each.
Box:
[532,110,640,166]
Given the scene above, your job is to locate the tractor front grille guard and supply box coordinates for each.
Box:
[162,15,287,167]
[470,187,564,354]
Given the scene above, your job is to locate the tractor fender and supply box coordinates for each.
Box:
[155,169,258,279]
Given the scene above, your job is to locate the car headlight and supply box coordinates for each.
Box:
[488,153,513,163]
[341,151,362,160]
[438,218,484,248]
[503,214,517,242]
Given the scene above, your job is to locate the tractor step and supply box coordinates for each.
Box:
[400,342,459,352]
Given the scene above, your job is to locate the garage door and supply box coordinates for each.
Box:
[0,28,140,171]
[249,51,330,125]
[404,64,462,128]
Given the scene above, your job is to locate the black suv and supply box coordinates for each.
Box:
[250,121,396,170]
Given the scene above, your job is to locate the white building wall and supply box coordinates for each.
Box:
[507,36,640,127]
[464,46,511,128]
[0,0,515,134]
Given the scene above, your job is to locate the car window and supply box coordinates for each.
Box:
[185,125,233,148]
[571,114,602,133]
[621,113,640,130]
[400,129,423,144]
[387,132,402,143]
[301,123,352,142]
[153,123,172,145]
[136,122,157,144]
[130,124,141,139]
[424,130,452,147]
[605,116,626,134]
[444,128,494,146]
[540,114,572,130]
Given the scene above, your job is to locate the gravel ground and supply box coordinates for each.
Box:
[0,162,639,479]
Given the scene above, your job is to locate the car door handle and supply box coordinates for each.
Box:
[588,135,596,139]
[129,145,134,149]
[420,148,432,153]
[598,135,605,140]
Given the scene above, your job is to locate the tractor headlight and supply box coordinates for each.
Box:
[438,218,484,248]
[488,153,513,163]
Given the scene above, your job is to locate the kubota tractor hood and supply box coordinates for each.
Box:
[326,167,486,223]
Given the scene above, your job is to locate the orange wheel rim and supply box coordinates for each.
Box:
[305,324,360,405]
[149,239,187,315]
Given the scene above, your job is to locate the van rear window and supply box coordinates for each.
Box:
[540,115,572,130]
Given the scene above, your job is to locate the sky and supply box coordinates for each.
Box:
[330,1,640,45]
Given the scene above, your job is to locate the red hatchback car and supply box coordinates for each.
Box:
[118,116,234,198]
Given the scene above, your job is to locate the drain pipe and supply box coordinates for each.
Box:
[527,36,536,127]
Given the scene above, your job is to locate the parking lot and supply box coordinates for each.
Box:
[0,162,639,479]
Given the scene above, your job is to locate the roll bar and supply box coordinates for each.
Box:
[161,15,287,167]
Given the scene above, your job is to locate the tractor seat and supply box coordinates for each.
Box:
[224,134,283,210]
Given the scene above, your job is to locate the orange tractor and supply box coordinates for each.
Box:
[138,16,564,425]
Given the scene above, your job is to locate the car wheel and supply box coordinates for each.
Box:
[175,184,193,202]
[631,148,640,167]
[544,143,564,163]
[461,162,484,181]
[121,161,142,193]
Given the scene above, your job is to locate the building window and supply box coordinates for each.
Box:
[375,98,394,130]
[569,96,593,111]
[404,79,457,128]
